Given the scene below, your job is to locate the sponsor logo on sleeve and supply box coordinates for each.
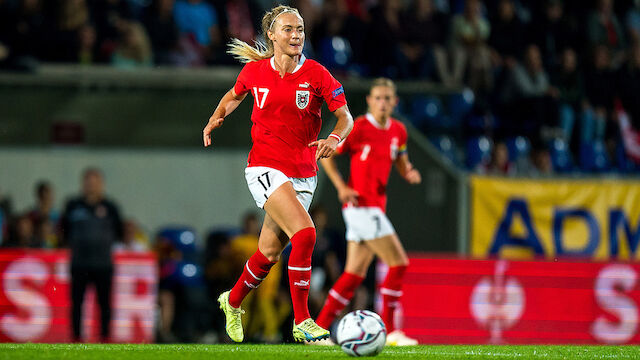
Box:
[332,86,344,98]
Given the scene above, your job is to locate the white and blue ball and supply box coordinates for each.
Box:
[336,310,386,357]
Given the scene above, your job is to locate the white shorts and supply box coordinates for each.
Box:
[245,166,317,210]
[342,206,396,242]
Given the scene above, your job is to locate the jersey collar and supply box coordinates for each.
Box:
[366,113,391,130]
[270,54,306,74]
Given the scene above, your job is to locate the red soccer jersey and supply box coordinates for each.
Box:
[336,114,408,212]
[234,55,347,178]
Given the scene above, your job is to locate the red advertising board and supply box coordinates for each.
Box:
[400,256,640,344]
[0,250,157,343]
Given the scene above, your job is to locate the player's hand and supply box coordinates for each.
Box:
[404,169,422,184]
[308,137,339,160]
[338,186,359,206]
[203,116,224,147]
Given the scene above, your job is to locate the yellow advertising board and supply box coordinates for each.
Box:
[471,176,640,260]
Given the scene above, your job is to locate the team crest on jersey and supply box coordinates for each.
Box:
[296,90,310,110]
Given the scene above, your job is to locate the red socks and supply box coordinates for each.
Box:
[379,265,407,333]
[316,272,364,329]
[229,249,276,308]
[288,227,316,324]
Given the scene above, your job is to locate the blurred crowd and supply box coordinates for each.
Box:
[3,0,640,173]
[0,171,366,343]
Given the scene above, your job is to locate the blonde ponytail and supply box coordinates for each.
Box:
[226,5,301,63]
[227,38,272,64]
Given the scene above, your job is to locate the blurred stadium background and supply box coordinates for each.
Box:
[1,0,640,347]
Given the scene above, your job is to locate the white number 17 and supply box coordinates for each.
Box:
[252,87,269,109]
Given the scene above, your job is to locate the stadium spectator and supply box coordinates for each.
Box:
[551,48,588,148]
[5,0,46,61]
[173,0,222,63]
[528,0,580,69]
[399,0,449,80]
[111,21,153,68]
[587,0,627,67]
[45,0,91,62]
[27,181,59,227]
[143,0,180,65]
[312,0,367,71]
[27,181,59,248]
[616,44,640,129]
[482,141,515,175]
[76,23,99,64]
[489,0,526,65]
[450,0,493,92]
[363,0,404,78]
[626,1,640,45]
[90,0,134,62]
[60,167,124,342]
[5,213,40,248]
[0,189,12,246]
[212,0,262,64]
[530,146,555,176]
[155,230,181,343]
[501,44,558,142]
[584,44,615,144]
[113,219,149,252]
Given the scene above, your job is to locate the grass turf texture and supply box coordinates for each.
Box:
[0,344,638,359]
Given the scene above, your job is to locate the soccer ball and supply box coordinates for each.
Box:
[336,310,386,357]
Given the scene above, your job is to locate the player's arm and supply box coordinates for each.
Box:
[394,153,421,184]
[309,104,354,160]
[203,88,247,147]
[320,153,359,206]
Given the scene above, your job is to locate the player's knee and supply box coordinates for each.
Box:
[291,227,316,247]
[259,243,283,262]
[345,263,368,278]
[261,248,281,262]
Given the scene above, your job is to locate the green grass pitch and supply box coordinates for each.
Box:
[0,344,638,359]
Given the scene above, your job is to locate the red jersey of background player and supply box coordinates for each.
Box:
[336,113,408,212]
[234,55,347,178]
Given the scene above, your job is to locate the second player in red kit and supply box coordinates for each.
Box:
[317,78,421,346]
[335,112,408,211]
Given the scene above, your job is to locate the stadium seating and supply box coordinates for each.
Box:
[157,227,198,258]
[447,89,474,128]
[549,138,574,173]
[506,136,531,163]
[318,36,352,71]
[579,141,610,173]
[430,135,460,166]
[466,136,492,169]
[615,140,639,173]
[411,95,444,130]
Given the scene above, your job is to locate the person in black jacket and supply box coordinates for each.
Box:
[61,167,123,342]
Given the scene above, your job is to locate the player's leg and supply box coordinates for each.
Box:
[264,181,329,341]
[219,214,286,342]
[365,233,418,345]
[316,240,374,329]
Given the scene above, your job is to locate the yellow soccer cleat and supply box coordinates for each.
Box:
[218,290,245,342]
[385,330,418,346]
[292,318,330,342]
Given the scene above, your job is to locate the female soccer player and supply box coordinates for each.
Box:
[202,5,353,343]
[316,78,421,346]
